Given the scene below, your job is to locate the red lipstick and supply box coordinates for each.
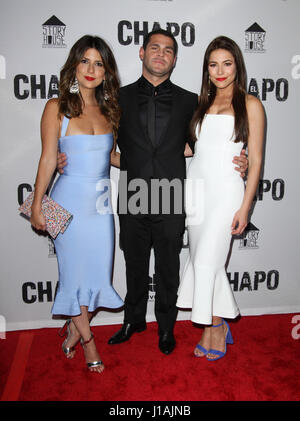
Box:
[216,77,227,81]
[85,76,95,81]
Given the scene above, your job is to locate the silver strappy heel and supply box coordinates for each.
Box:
[59,319,78,358]
[80,332,104,372]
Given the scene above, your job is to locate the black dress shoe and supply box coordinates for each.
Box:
[108,322,147,345]
[158,331,176,355]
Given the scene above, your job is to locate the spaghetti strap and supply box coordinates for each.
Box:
[60,116,70,138]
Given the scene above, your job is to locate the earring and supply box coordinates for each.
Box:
[208,77,211,96]
[69,77,79,94]
[103,80,109,101]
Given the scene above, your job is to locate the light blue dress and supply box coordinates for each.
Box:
[51,116,123,315]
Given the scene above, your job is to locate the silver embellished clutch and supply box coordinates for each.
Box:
[19,192,73,239]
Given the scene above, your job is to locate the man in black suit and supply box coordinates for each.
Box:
[108,29,246,354]
[108,30,198,355]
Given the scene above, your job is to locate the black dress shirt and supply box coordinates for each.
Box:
[137,76,173,148]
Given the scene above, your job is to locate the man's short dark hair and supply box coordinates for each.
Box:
[142,29,178,56]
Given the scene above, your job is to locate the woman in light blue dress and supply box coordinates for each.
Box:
[30,35,123,373]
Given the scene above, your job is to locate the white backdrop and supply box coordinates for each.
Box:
[0,0,299,331]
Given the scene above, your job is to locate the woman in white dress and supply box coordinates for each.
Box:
[176,36,265,360]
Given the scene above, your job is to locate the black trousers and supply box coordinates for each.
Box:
[119,214,185,333]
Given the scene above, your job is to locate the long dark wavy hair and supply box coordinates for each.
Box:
[190,36,248,144]
[58,35,120,139]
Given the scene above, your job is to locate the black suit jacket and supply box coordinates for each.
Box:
[117,79,198,216]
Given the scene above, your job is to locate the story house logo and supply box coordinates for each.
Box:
[245,22,266,53]
[239,222,260,250]
[42,15,66,48]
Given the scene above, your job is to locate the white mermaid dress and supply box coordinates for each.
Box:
[177,114,244,325]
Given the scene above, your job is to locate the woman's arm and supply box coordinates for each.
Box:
[231,95,265,235]
[110,138,120,168]
[30,99,61,231]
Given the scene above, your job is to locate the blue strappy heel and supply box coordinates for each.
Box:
[194,343,209,357]
[207,319,234,361]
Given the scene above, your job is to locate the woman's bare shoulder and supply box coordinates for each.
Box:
[42,98,62,121]
[246,94,264,116]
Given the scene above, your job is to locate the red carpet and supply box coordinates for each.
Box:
[1,314,300,402]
